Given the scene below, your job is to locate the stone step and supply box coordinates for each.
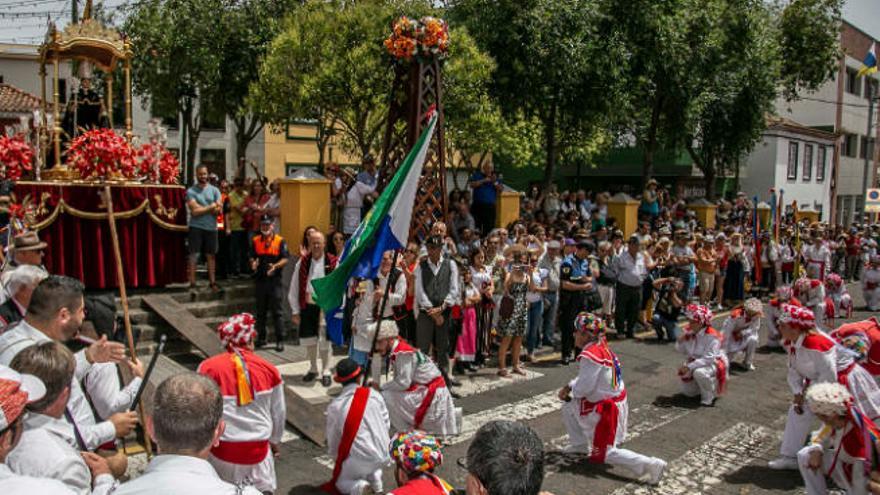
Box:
[185,298,255,319]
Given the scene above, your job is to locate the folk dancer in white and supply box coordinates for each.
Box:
[769,304,880,470]
[675,304,728,407]
[795,277,828,330]
[373,321,460,436]
[721,298,763,371]
[862,255,880,312]
[559,313,666,485]
[322,358,390,495]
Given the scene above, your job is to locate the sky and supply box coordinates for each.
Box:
[0,0,877,51]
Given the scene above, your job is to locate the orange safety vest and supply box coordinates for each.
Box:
[253,234,284,257]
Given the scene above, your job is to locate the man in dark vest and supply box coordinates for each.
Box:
[249,215,289,351]
[413,235,459,385]
[288,230,338,386]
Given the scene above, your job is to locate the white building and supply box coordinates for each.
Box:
[0,42,264,182]
[775,21,879,224]
[741,117,836,222]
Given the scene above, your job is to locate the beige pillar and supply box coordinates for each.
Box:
[688,199,718,230]
[278,177,331,247]
[607,193,640,238]
[496,190,521,228]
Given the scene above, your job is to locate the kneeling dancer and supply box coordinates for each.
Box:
[798,382,880,495]
[767,285,801,349]
[721,297,762,371]
[374,320,460,436]
[322,358,390,495]
[559,313,666,484]
[388,431,453,494]
[675,304,728,406]
[769,304,880,470]
[197,313,286,493]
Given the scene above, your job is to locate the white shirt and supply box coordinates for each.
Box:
[325,384,391,476]
[0,463,78,494]
[82,362,141,420]
[113,455,262,495]
[0,321,115,450]
[526,268,548,304]
[7,413,115,495]
[413,256,460,315]
[352,270,407,352]
[344,181,376,209]
[611,251,647,288]
[288,255,327,315]
[675,327,727,372]
[787,332,839,395]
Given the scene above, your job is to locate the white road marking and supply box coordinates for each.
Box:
[455,368,544,398]
[608,421,782,495]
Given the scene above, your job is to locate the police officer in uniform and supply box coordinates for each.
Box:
[249,215,289,351]
[558,240,594,364]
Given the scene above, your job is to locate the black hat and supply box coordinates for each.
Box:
[426,235,444,247]
[260,214,274,224]
[333,358,363,384]
[576,240,594,251]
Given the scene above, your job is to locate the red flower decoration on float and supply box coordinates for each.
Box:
[137,143,180,184]
[0,134,34,181]
[67,128,138,180]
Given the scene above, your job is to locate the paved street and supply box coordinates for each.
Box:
[274,286,874,495]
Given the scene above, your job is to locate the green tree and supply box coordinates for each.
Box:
[450,0,626,186]
[776,0,843,100]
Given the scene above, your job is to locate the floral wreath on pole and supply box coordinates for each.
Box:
[384,16,449,63]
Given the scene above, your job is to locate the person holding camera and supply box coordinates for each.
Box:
[651,277,685,341]
[498,245,531,377]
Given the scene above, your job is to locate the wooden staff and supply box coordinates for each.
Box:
[103,185,153,459]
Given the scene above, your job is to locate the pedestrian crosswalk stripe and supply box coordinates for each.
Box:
[608,421,781,494]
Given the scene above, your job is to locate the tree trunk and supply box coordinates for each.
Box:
[733,156,741,196]
[233,115,262,167]
[543,102,558,187]
[704,160,717,200]
[642,95,663,188]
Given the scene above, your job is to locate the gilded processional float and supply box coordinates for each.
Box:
[0,0,187,290]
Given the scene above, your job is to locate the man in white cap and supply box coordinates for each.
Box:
[798,382,880,494]
[198,313,286,493]
[322,357,390,495]
[7,341,116,493]
[720,298,763,371]
[0,363,81,492]
[372,320,459,436]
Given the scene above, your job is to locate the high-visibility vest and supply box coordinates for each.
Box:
[253,234,283,257]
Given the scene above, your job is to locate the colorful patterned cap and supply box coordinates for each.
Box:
[0,364,45,431]
[574,312,606,337]
[825,273,843,289]
[778,303,815,331]
[389,430,444,473]
[806,382,852,417]
[217,313,257,348]
[684,304,713,327]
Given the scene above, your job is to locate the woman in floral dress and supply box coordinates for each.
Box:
[498,246,530,377]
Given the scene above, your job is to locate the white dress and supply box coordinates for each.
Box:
[381,338,459,436]
[863,267,880,311]
[325,384,391,495]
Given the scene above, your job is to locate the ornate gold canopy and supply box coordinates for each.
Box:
[37,0,134,179]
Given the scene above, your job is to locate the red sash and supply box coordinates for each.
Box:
[715,357,727,395]
[837,363,857,389]
[407,376,446,429]
[578,389,627,463]
[321,387,371,495]
[211,439,269,465]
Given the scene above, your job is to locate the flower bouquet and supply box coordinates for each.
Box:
[0,134,34,181]
[137,142,180,184]
[67,128,138,181]
[384,16,449,63]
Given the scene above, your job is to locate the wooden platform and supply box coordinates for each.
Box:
[142,294,225,356]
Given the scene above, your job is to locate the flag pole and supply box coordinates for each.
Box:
[364,248,401,386]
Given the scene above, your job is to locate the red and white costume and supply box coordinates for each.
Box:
[778,315,880,460]
[676,325,728,405]
[862,257,880,312]
[832,318,880,379]
[795,278,828,329]
[824,274,853,325]
[562,339,665,480]
[804,243,832,281]
[324,384,390,495]
[198,314,286,493]
[766,288,801,349]
[721,306,761,368]
[380,338,459,436]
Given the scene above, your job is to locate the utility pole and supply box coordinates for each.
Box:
[862,79,876,222]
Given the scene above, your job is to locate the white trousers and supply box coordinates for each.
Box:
[780,404,816,458]
[335,462,383,495]
[303,319,331,376]
[797,445,867,495]
[679,366,717,405]
[727,337,757,366]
